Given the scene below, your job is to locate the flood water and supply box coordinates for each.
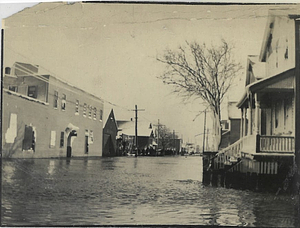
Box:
[1,156,298,226]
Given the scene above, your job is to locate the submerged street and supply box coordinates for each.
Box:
[1,156,298,226]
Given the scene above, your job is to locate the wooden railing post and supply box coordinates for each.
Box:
[256,134,260,152]
[259,135,294,153]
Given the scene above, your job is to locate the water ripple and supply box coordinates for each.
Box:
[1,157,298,226]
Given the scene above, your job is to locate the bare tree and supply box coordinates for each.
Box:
[157,40,242,149]
[157,126,173,150]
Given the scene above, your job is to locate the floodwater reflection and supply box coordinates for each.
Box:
[1,156,298,226]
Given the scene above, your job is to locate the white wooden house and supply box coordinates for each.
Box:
[213,9,298,178]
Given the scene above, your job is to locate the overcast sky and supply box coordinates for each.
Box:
[2,2,298,146]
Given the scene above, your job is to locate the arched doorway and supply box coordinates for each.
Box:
[65,123,79,158]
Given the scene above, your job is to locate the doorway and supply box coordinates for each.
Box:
[85,135,89,154]
[66,130,77,157]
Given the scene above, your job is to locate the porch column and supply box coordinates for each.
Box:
[255,93,261,135]
[240,108,244,138]
[243,106,247,136]
[249,93,253,135]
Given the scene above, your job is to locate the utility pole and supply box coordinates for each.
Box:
[157,119,161,149]
[173,130,175,154]
[206,129,209,152]
[153,119,165,151]
[131,105,145,157]
[202,109,207,154]
[172,130,179,155]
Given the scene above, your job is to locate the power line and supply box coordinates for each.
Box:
[4,5,289,30]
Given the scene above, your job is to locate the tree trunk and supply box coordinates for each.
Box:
[210,108,222,151]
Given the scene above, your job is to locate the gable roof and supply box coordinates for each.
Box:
[259,8,300,62]
[237,68,294,108]
[103,109,118,131]
[245,55,266,86]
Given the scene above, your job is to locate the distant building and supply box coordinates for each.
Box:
[117,120,156,153]
[103,109,119,157]
[174,138,182,154]
[185,142,194,154]
[2,62,104,158]
[220,102,241,149]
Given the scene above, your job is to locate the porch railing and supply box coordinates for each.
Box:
[214,134,255,169]
[213,134,294,170]
[260,135,294,153]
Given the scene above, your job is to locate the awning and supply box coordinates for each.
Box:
[65,123,79,136]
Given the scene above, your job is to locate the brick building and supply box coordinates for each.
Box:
[2,62,104,158]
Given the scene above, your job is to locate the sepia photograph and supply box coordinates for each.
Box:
[1,1,300,226]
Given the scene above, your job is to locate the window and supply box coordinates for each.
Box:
[88,105,92,119]
[75,100,79,115]
[50,130,56,148]
[61,94,66,111]
[285,39,289,59]
[284,97,293,132]
[266,34,273,59]
[60,132,64,148]
[93,107,97,120]
[22,125,35,151]
[285,47,289,59]
[99,109,103,121]
[8,86,17,92]
[89,130,94,144]
[54,91,58,108]
[85,129,89,154]
[5,67,11,75]
[28,86,37,99]
[274,100,281,129]
[83,103,87,117]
